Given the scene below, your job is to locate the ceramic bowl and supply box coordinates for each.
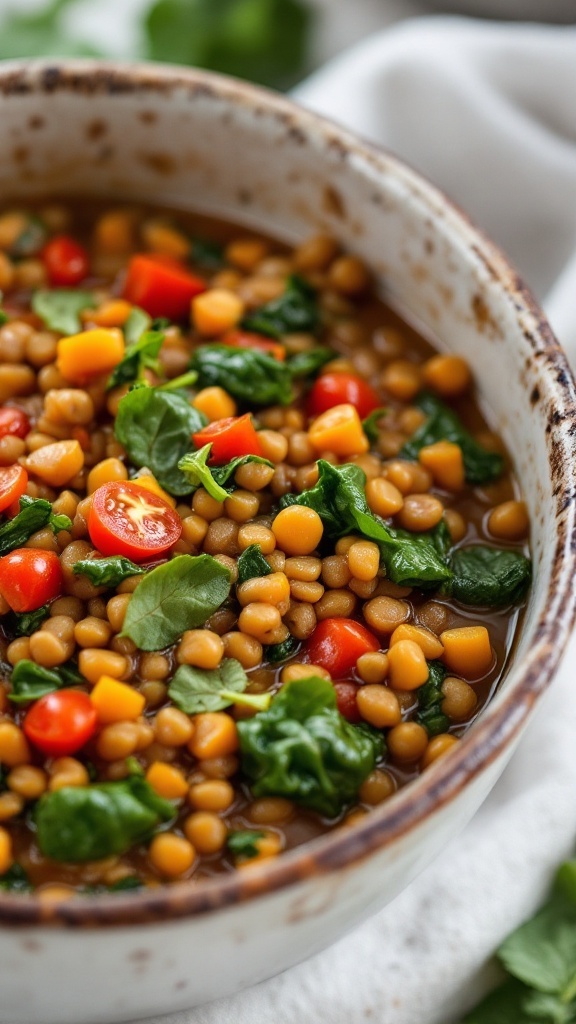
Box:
[0,60,575,1024]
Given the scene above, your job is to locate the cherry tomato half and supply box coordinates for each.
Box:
[88,480,183,561]
[333,681,362,723]
[24,690,97,757]
[123,254,206,320]
[306,618,380,679]
[42,235,89,286]
[308,372,380,419]
[0,407,30,440]
[0,464,28,514]
[222,329,286,362]
[192,414,264,465]
[0,547,62,612]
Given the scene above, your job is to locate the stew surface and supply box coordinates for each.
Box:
[0,201,531,896]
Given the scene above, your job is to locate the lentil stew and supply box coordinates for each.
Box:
[0,201,531,896]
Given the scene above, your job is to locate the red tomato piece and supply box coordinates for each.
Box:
[222,329,286,362]
[0,548,62,612]
[308,372,380,419]
[333,681,361,723]
[307,618,380,679]
[0,407,30,440]
[192,413,264,465]
[123,254,206,320]
[88,480,183,562]
[24,690,97,757]
[0,464,28,514]
[42,235,89,286]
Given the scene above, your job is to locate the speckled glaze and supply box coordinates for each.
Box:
[0,60,575,1024]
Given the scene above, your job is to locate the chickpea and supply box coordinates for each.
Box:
[154,707,193,746]
[357,685,401,728]
[222,631,263,669]
[177,629,224,669]
[149,833,196,877]
[189,780,234,813]
[272,507,323,555]
[238,603,282,643]
[363,596,410,634]
[359,770,396,805]
[421,734,460,769]
[487,500,529,541]
[396,494,444,532]
[387,722,429,763]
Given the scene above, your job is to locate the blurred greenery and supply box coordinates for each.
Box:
[0,0,314,90]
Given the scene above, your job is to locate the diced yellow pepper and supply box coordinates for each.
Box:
[90,676,145,724]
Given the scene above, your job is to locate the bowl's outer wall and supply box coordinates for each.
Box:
[0,62,574,1024]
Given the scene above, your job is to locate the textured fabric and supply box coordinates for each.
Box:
[143,18,576,1024]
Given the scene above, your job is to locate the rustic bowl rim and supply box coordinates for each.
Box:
[0,58,575,929]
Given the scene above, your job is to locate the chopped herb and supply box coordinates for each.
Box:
[265,635,301,663]
[178,444,273,502]
[286,346,333,379]
[72,556,145,588]
[190,238,225,270]
[107,327,164,390]
[0,497,71,557]
[31,288,96,335]
[241,274,319,339]
[0,864,31,892]
[168,658,271,714]
[8,659,73,703]
[237,544,272,584]
[227,830,265,861]
[191,344,293,406]
[11,604,50,637]
[362,407,388,445]
[10,216,47,259]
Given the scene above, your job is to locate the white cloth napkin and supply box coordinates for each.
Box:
[145,18,576,1024]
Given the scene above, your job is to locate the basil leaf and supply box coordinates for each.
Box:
[449,546,532,608]
[191,344,293,406]
[178,445,273,502]
[286,346,333,379]
[0,864,31,892]
[120,553,231,651]
[498,898,576,998]
[265,635,301,663]
[124,307,152,345]
[107,329,164,390]
[401,391,504,485]
[238,676,383,817]
[227,830,265,861]
[0,497,64,556]
[12,604,50,637]
[72,556,145,588]
[32,288,96,335]
[8,659,69,703]
[35,775,175,862]
[362,407,388,445]
[167,658,271,714]
[242,275,319,339]
[237,544,272,584]
[114,386,207,495]
[280,460,452,589]
[461,977,535,1024]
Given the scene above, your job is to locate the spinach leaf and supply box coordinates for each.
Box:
[0,497,71,556]
[114,385,207,495]
[0,0,102,60]
[286,347,333,379]
[120,553,231,651]
[178,445,273,502]
[144,0,312,91]
[450,546,532,608]
[237,544,272,584]
[31,288,96,335]
[8,659,70,703]
[72,556,145,588]
[124,307,152,345]
[35,774,175,862]
[227,830,265,860]
[462,977,535,1024]
[242,275,319,338]
[107,329,164,390]
[280,460,452,589]
[168,658,271,714]
[265,635,301,663]
[190,238,224,270]
[11,605,50,637]
[362,407,388,445]
[400,392,504,485]
[191,344,293,406]
[414,661,450,735]
[10,217,47,259]
[238,676,383,817]
[0,864,31,892]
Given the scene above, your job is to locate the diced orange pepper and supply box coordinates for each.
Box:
[440,626,493,678]
[57,328,125,385]
[419,441,465,491]
[87,300,134,328]
[308,403,369,457]
[389,623,444,660]
[90,676,145,724]
[146,762,189,800]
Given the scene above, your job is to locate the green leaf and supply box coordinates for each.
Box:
[124,307,152,346]
[0,497,60,556]
[190,238,225,271]
[144,0,312,91]
[555,862,576,906]
[280,460,452,589]
[191,344,293,406]
[114,385,207,495]
[210,454,274,490]
[0,0,102,59]
[168,658,249,713]
[0,864,31,892]
[31,288,96,335]
[238,676,383,817]
[450,546,532,608]
[499,899,576,997]
[49,511,73,533]
[0,293,7,327]
[8,659,69,703]
[413,661,450,734]
[265,635,301,663]
[107,329,164,390]
[120,553,231,651]
[523,991,576,1024]
[242,275,319,338]
[12,605,50,637]
[178,445,274,501]
[400,391,504,485]
[286,346,333,380]
[72,556,145,589]
[227,829,265,860]
[461,977,535,1024]
[237,544,272,584]
[9,216,47,260]
[362,407,388,445]
[35,774,175,862]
